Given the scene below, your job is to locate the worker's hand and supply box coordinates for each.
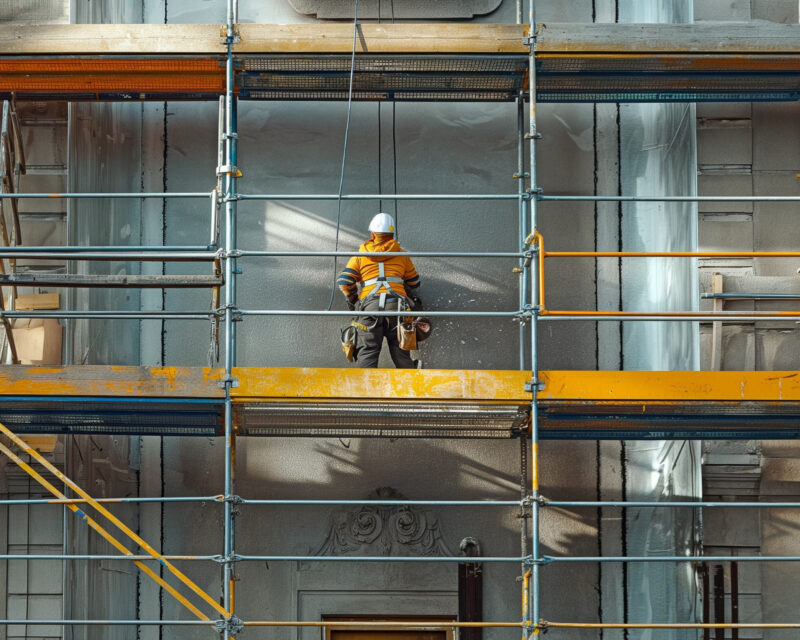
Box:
[346,293,358,311]
[411,295,423,309]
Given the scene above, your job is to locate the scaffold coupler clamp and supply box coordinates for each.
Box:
[215,615,244,636]
[217,373,239,389]
[220,25,241,44]
[524,377,544,393]
[215,304,243,323]
[216,164,242,178]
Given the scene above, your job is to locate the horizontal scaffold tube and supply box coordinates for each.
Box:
[240,499,521,506]
[540,195,800,202]
[238,251,524,258]
[539,312,800,322]
[237,193,520,200]
[545,500,800,508]
[0,496,223,505]
[2,192,209,199]
[0,311,211,319]
[0,555,219,561]
[546,250,800,258]
[236,555,522,563]
[543,555,798,563]
[542,622,800,630]
[242,621,525,628]
[0,620,215,626]
[0,249,216,261]
[241,310,520,317]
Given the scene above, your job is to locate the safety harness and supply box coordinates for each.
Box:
[340,263,431,362]
[362,262,405,310]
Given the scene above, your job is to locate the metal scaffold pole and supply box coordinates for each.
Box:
[526,0,540,637]
[222,0,239,636]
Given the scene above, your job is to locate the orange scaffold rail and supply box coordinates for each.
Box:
[0,422,230,621]
[532,233,800,318]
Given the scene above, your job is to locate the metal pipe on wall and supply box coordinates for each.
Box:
[526,0,540,636]
[222,1,238,634]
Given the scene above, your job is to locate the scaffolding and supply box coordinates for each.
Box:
[1,0,800,636]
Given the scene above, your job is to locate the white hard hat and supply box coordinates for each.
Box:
[368,212,395,234]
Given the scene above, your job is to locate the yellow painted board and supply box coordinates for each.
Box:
[539,371,800,402]
[232,368,531,401]
[1,366,799,404]
[0,365,225,398]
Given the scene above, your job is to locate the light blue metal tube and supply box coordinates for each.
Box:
[241,499,521,506]
[238,251,523,258]
[237,555,523,563]
[0,620,216,626]
[222,6,238,635]
[528,0,539,635]
[701,293,800,299]
[2,192,208,199]
[239,310,520,317]
[0,555,218,561]
[545,500,800,508]
[237,193,520,200]
[543,555,800,563]
[540,195,800,202]
[0,496,222,505]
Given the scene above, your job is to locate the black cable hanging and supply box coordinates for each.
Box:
[326,0,359,311]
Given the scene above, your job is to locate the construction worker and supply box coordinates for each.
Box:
[338,212,421,368]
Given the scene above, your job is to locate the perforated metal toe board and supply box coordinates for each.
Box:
[238,54,529,101]
[0,398,223,436]
[236,401,531,438]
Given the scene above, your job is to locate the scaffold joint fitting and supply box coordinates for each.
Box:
[519,495,535,508]
[220,26,241,45]
[215,615,244,635]
[523,554,539,566]
[217,374,239,389]
[536,495,549,506]
[224,249,243,259]
[216,164,239,177]
[224,494,243,505]
[513,172,531,179]
[524,132,542,140]
[524,379,545,393]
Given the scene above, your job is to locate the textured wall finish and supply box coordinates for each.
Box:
[288,0,503,19]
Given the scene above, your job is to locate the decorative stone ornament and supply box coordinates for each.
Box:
[288,0,503,20]
[313,487,453,557]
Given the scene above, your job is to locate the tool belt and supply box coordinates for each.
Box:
[340,263,432,362]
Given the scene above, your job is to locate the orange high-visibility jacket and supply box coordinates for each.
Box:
[338,235,421,299]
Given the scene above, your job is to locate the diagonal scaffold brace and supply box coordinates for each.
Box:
[0,421,231,622]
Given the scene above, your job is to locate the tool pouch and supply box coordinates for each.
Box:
[397,320,418,351]
[340,325,359,362]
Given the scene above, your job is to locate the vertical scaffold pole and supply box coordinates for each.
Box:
[526,0,540,637]
[515,0,530,609]
[223,0,238,636]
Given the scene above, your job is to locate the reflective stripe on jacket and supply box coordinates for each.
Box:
[337,234,420,299]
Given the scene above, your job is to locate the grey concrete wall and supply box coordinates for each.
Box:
[61,1,701,638]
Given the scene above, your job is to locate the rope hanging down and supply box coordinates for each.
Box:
[327,0,359,311]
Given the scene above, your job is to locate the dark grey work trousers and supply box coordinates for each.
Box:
[355,296,415,369]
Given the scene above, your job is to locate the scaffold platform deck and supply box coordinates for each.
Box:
[3,23,800,102]
[1,366,798,440]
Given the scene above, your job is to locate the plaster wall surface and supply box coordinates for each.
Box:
[63,1,699,638]
[694,3,800,640]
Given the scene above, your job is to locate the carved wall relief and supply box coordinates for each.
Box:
[313,487,453,557]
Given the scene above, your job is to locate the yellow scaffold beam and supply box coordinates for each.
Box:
[3,366,800,404]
